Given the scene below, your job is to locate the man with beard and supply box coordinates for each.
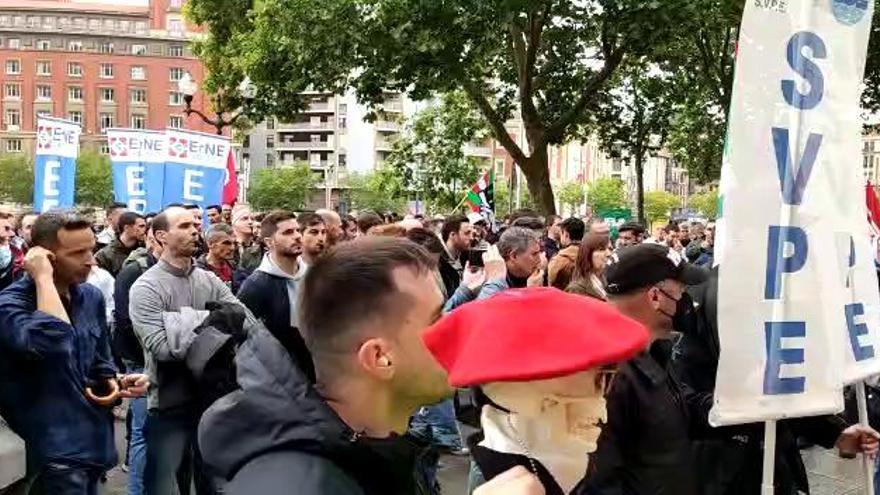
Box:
[95,211,146,276]
[129,206,258,495]
[237,211,314,380]
[316,209,344,246]
[297,212,327,266]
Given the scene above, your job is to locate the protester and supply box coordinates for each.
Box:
[114,226,164,495]
[474,227,545,303]
[87,265,115,327]
[295,212,327,266]
[340,213,358,241]
[687,221,715,266]
[95,212,146,276]
[220,204,233,224]
[205,205,222,225]
[129,206,258,495]
[231,206,262,272]
[615,221,644,249]
[588,218,610,236]
[424,288,648,495]
[0,212,21,291]
[196,223,242,292]
[585,243,709,494]
[14,211,37,252]
[96,203,127,250]
[357,211,385,236]
[678,221,692,246]
[541,214,562,260]
[316,209,345,246]
[566,234,612,300]
[237,211,314,381]
[438,215,473,298]
[0,212,148,494]
[547,217,585,290]
[664,223,686,257]
[199,237,453,494]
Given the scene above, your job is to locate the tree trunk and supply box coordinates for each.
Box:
[635,151,645,226]
[518,144,556,215]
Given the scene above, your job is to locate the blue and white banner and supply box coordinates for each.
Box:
[34,117,80,212]
[163,129,229,210]
[108,129,166,214]
[711,0,876,426]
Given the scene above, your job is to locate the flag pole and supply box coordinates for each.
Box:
[761,420,776,495]
[857,381,876,495]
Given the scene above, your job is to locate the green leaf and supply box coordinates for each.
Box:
[248,163,319,211]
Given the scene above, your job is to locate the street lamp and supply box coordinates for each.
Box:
[177,73,254,135]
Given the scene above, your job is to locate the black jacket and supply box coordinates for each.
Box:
[438,257,461,299]
[113,248,155,369]
[673,268,847,495]
[237,270,315,382]
[198,326,433,495]
[585,339,697,495]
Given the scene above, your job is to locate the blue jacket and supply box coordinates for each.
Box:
[0,277,117,470]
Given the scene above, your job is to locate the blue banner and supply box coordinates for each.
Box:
[34,117,80,212]
[108,129,166,214]
[163,129,229,210]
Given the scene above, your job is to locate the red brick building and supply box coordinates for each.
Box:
[0,0,215,157]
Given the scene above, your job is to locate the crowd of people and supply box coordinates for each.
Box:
[0,202,877,495]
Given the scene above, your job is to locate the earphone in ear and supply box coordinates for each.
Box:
[378,356,390,367]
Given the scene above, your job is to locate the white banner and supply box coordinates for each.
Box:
[711,0,876,426]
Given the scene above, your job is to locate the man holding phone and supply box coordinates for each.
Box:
[0,212,148,494]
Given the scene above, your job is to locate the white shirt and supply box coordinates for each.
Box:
[87,266,115,326]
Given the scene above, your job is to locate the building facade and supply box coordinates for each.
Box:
[0,0,216,156]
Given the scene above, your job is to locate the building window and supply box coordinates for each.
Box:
[42,17,54,29]
[68,62,82,77]
[168,19,183,36]
[130,88,147,103]
[100,88,115,103]
[68,86,83,101]
[130,114,146,129]
[168,45,184,57]
[169,115,183,128]
[4,83,20,98]
[169,92,184,105]
[131,44,147,55]
[169,67,185,82]
[36,61,51,76]
[134,21,147,34]
[68,40,82,52]
[5,139,22,153]
[338,103,347,114]
[7,38,19,49]
[100,63,113,78]
[36,85,51,100]
[99,42,114,54]
[68,110,83,125]
[266,118,275,130]
[0,16,9,26]
[100,112,114,132]
[5,109,20,128]
[6,59,20,75]
[26,16,38,28]
[73,17,86,30]
[100,143,110,154]
[131,66,146,80]
[170,0,184,8]
[36,39,50,50]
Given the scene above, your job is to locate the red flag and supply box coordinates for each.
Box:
[866,182,880,234]
[223,150,238,205]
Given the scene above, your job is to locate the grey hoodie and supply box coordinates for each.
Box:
[256,254,308,328]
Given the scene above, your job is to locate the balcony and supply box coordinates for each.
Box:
[382,102,403,113]
[278,121,335,131]
[375,137,398,151]
[375,120,401,132]
[276,140,335,150]
[464,145,492,157]
[303,101,334,113]
[278,160,331,169]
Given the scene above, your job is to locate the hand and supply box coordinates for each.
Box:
[462,263,486,292]
[474,466,545,495]
[836,424,880,459]
[85,378,120,407]
[117,373,149,399]
[483,245,507,282]
[24,246,55,280]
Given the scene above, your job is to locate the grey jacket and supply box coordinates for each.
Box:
[129,259,257,410]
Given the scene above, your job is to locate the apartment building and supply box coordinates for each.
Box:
[0,0,216,156]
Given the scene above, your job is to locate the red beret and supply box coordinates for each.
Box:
[423,287,649,387]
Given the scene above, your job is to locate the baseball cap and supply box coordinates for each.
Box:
[605,243,708,295]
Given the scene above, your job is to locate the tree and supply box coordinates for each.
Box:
[586,177,626,214]
[689,190,719,219]
[384,92,486,212]
[556,181,585,214]
[248,164,318,211]
[345,170,408,214]
[0,155,33,204]
[187,0,696,215]
[75,150,114,207]
[643,190,680,226]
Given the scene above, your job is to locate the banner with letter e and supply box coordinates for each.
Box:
[108,129,166,214]
[34,117,80,212]
[711,0,877,428]
[163,129,229,211]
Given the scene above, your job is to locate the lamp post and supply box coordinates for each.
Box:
[177,73,255,135]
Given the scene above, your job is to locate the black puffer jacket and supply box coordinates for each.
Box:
[198,326,433,495]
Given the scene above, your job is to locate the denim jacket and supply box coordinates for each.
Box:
[0,277,118,470]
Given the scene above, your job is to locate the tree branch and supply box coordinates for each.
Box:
[462,79,529,165]
[509,4,549,137]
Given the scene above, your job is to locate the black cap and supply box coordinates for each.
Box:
[605,243,708,295]
[617,221,645,234]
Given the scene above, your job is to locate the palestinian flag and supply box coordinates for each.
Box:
[465,169,495,219]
